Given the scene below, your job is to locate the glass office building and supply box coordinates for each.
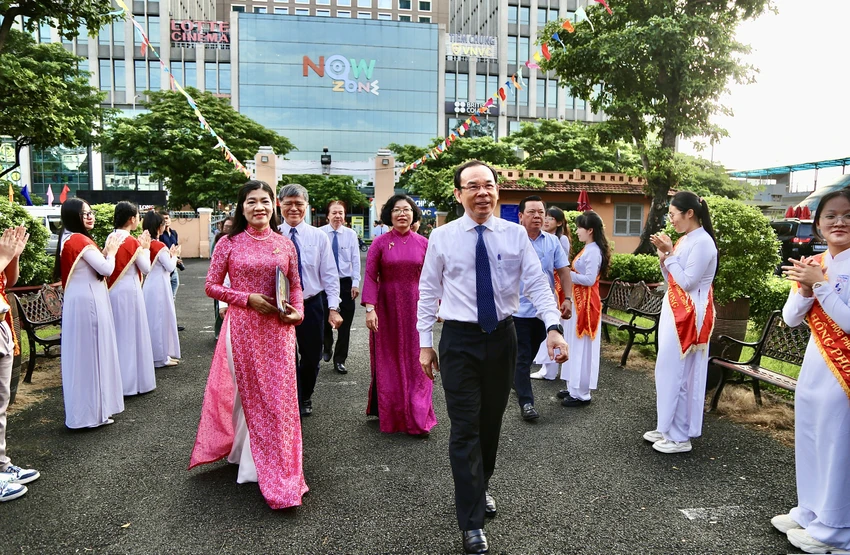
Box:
[237,14,438,160]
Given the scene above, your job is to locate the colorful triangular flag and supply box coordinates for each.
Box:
[575,6,595,31]
[20,184,33,206]
[594,0,613,15]
[46,184,54,206]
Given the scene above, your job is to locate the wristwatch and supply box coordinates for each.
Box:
[329,307,340,312]
[365,306,375,313]
[547,324,564,335]
[563,296,573,302]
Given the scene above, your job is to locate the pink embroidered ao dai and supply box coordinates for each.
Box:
[362,229,436,435]
[189,228,308,509]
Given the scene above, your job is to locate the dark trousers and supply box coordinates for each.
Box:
[513,316,547,407]
[323,277,355,364]
[439,318,517,531]
[296,293,326,407]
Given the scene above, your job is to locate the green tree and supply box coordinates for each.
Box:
[388,136,521,216]
[100,89,294,210]
[278,175,368,213]
[0,0,117,53]
[0,29,113,181]
[675,153,756,200]
[502,119,642,172]
[0,197,53,286]
[540,0,772,253]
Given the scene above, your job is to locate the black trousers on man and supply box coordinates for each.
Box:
[513,316,547,408]
[296,293,326,409]
[439,318,517,531]
[323,277,355,364]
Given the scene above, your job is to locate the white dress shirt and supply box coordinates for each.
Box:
[319,224,361,288]
[417,214,562,348]
[279,220,341,310]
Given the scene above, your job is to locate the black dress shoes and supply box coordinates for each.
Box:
[334,362,348,374]
[177,325,185,332]
[561,395,591,407]
[484,491,496,518]
[322,350,331,363]
[462,529,489,554]
[300,399,313,417]
[521,403,540,421]
[556,389,570,399]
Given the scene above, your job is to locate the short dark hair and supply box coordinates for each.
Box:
[230,180,281,238]
[453,159,498,189]
[143,211,164,237]
[380,194,421,226]
[327,200,346,213]
[54,198,93,281]
[519,195,544,214]
[813,187,850,240]
[113,201,138,229]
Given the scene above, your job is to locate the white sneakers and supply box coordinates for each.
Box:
[652,438,692,453]
[771,513,802,534]
[643,430,664,443]
[786,528,850,554]
[0,464,41,502]
[0,479,26,502]
[530,370,556,380]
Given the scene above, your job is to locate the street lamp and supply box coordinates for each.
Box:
[132,94,142,112]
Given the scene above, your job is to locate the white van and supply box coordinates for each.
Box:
[22,206,63,255]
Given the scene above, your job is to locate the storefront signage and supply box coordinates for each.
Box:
[446,34,498,61]
[445,101,499,116]
[303,55,380,96]
[170,20,230,49]
[410,196,436,217]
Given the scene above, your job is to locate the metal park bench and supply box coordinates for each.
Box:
[14,284,63,383]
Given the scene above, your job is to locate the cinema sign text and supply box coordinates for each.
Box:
[170,20,230,49]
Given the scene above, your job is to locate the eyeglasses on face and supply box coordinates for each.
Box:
[821,213,850,226]
[282,201,307,208]
[82,211,94,218]
[391,208,413,214]
[460,183,497,193]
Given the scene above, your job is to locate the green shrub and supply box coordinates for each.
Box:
[608,253,664,283]
[0,197,53,286]
[749,274,792,328]
[563,210,583,260]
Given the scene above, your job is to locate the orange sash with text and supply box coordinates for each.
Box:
[554,271,566,306]
[667,273,715,357]
[803,255,850,400]
[572,247,601,340]
[107,235,142,289]
[0,273,19,356]
[60,233,98,288]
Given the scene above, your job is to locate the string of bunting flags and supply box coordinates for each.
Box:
[112,0,252,179]
[400,1,611,176]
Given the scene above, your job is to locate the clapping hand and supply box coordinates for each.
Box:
[650,232,673,260]
[0,226,29,262]
[782,256,823,293]
[138,230,152,250]
[169,244,181,257]
[103,234,122,257]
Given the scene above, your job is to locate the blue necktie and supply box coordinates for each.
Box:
[332,230,340,272]
[475,225,498,333]
[290,227,304,283]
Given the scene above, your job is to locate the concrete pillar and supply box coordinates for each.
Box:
[435,211,449,227]
[197,207,213,258]
[373,150,395,218]
[255,146,278,193]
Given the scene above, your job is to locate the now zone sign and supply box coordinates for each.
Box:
[303,55,380,96]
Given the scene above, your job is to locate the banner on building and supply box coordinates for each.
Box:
[170,20,231,50]
[445,34,498,61]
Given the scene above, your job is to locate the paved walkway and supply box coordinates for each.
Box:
[5,258,798,554]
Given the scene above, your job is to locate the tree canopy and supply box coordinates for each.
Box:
[0,0,117,53]
[674,154,756,200]
[389,136,520,215]
[501,120,641,172]
[99,88,295,210]
[278,174,369,214]
[0,29,113,180]
[540,0,773,253]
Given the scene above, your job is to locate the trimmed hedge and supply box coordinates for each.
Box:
[608,253,664,284]
[749,274,793,328]
[0,197,53,286]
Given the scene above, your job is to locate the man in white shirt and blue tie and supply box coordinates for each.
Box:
[320,200,361,374]
[278,184,343,418]
[417,160,569,555]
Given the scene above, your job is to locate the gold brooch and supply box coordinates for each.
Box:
[388,242,395,250]
[273,248,280,254]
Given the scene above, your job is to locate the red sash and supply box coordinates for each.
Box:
[572,247,601,340]
[802,254,850,401]
[666,274,715,357]
[553,271,566,306]
[60,233,98,288]
[0,273,19,356]
[149,240,166,264]
[107,235,142,289]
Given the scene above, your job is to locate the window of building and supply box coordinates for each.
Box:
[507,36,517,64]
[231,5,246,11]
[184,61,196,88]
[218,63,230,94]
[419,1,430,11]
[615,205,643,236]
[576,97,586,110]
[275,0,288,2]
[519,36,529,65]
[518,78,528,106]
[377,12,391,19]
[536,79,545,107]
[275,7,289,13]
[254,6,267,12]
[508,120,522,135]
[378,0,392,7]
[357,0,371,6]
[295,0,309,3]
[519,6,529,25]
[205,66,217,92]
[548,80,557,108]
[38,20,51,43]
[508,5,518,24]
[98,23,111,45]
[76,25,88,44]
[317,0,330,4]
[99,59,111,90]
[398,14,410,21]
[78,59,90,79]
[445,73,456,101]
[537,8,547,26]
[135,60,147,92]
[358,11,371,18]
[295,8,309,14]
[338,0,352,6]
[31,147,90,198]
[488,75,498,99]
[147,16,160,47]
[317,8,331,15]
[457,73,468,100]
[549,9,559,21]
[476,75,486,103]
[337,10,351,16]
[171,60,183,84]
[112,20,124,45]
[419,16,430,22]
[399,0,411,8]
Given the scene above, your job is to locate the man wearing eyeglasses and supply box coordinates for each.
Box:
[417,160,569,555]
[278,184,343,418]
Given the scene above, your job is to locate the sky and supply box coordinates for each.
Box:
[679,0,850,191]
